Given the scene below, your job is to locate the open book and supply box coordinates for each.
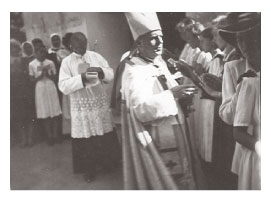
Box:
[167,58,206,90]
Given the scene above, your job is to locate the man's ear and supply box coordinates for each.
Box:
[136,39,142,49]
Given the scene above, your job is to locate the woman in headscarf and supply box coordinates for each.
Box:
[48,33,63,83]
[49,33,62,51]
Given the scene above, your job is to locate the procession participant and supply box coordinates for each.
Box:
[47,33,64,140]
[212,15,241,66]
[48,33,62,71]
[204,14,245,189]
[31,38,44,53]
[197,27,223,163]
[218,12,261,190]
[29,46,62,146]
[59,32,120,182]
[20,41,36,147]
[177,18,196,62]
[120,12,205,190]
[175,18,206,152]
[57,33,73,137]
[10,39,35,147]
[215,14,247,182]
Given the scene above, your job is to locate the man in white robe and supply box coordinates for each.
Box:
[59,32,120,182]
[119,12,206,190]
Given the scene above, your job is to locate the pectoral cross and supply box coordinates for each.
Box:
[157,74,168,90]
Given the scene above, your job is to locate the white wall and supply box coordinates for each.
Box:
[22,12,133,97]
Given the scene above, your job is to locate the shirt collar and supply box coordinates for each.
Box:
[137,54,163,65]
[72,51,88,58]
[48,48,58,54]
[223,47,235,62]
[212,49,225,61]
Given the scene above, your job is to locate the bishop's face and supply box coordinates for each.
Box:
[138,30,164,59]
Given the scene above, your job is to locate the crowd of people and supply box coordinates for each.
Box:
[10,31,121,182]
[11,33,72,147]
[10,12,260,190]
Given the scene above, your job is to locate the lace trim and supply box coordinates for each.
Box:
[70,94,108,112]
[71,108,113,138]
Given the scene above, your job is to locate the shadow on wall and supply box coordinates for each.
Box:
[157,12,186,56]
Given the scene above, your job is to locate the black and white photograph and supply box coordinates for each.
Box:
[9,11,261,191]
[6,0,270,198]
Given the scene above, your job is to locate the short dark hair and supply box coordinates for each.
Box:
[32,38,44,46]
[176,17,196,27]
[70,32,87,44]
[200,28,214,40]
[176,17,204,38]
[175,17,196,32]
[35,45,46,54]
[62,32,73,49]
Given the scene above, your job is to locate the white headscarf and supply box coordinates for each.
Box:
[49,33,61,53]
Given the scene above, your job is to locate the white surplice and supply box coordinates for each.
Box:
[198,53,223,162]
[219,58,247,124]
[58,51,114,138]
[231,73,261,190]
